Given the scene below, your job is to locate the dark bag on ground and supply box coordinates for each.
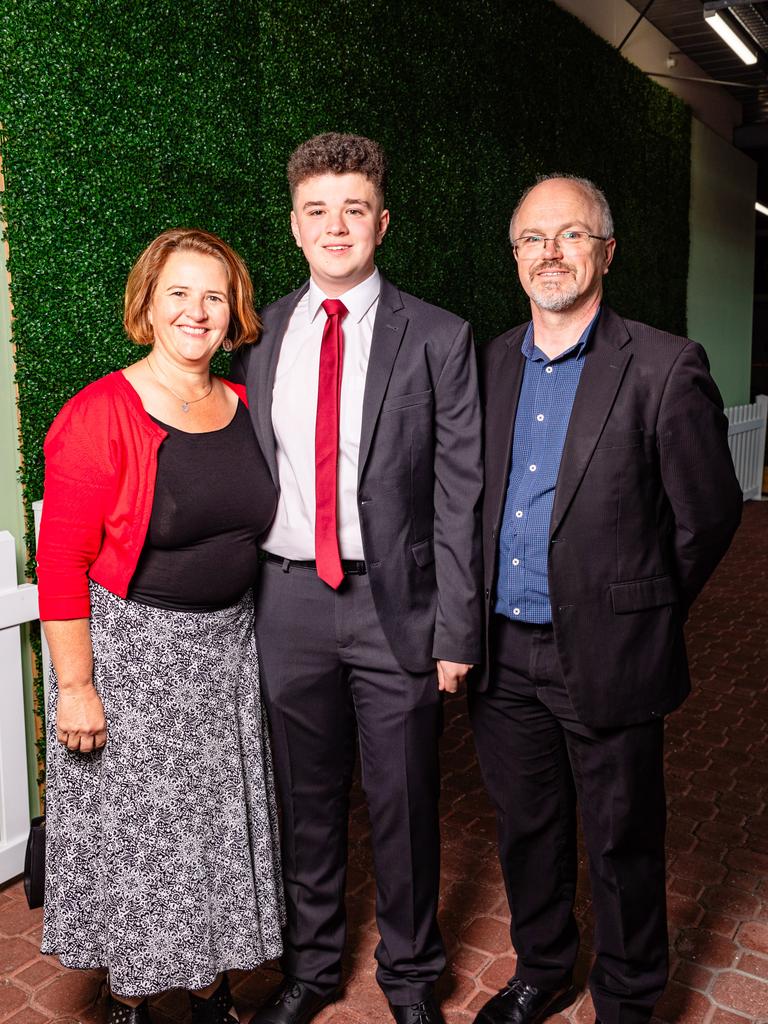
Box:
[23,815,45,909]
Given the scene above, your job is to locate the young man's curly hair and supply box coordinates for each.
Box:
[287,133,387,202]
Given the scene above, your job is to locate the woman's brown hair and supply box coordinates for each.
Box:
[123,228,261,349]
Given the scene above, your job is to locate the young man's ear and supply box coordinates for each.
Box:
[290,210,302,248]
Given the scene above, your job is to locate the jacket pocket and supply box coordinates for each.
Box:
[596,428,644,450]
[382,389,433,412]
[411,537,435,568]
[610,574,677,614]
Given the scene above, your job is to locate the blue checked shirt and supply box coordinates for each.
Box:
[495,310,600,624]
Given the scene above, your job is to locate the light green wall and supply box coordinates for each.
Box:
[688,118,756,407]
[0,249,25,569]
[0,243,40,816]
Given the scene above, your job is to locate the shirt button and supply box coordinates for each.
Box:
[515,510,523,518]
[529,464,537,472]
[513,608,521,616]
[536,414,544,422]
[545,366,553,374]
[512,558,520,566]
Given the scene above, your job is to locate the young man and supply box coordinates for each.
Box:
[231,133,483,1024]
[471,174,742,1024]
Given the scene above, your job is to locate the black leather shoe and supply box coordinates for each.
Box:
[473,977,578,1024]
[388,997,446,1023]
[250,978,338,1024]
[190,975,235,1023]
[107,996,150,1024]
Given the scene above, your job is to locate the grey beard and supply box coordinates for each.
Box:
[530,281,579,312]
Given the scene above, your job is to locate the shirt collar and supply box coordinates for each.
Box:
[522,306,601,364]
[307,268,381,325]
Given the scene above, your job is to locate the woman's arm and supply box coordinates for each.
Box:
[43,619,107,752]
[38,388,117,751]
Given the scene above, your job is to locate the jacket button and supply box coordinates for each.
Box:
[485,589,490,599]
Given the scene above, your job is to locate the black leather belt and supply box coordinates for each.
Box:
[260,551,367,575]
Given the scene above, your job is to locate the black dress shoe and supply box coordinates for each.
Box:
[107,996,151,1024]
[250,978,338,1024]
[190,975,235,1023]
[473,977,578,1024]
[388,997,445,1024]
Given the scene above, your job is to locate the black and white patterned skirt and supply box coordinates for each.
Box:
[42,582,285,997]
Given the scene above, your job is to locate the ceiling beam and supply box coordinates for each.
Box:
[618,0,657,52]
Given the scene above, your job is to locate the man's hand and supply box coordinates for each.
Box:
[436,660,473,693]
[56,682,107,753]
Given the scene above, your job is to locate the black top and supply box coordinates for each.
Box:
[128,402,276,611]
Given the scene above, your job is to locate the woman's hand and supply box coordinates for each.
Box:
[56,682,107,752]
[44,618,106,751]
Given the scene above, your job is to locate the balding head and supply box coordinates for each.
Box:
[510,174,613,245]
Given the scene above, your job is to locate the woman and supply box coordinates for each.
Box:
[37,228,284,1023]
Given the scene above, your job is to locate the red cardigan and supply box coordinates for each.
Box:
[37,370,247,620]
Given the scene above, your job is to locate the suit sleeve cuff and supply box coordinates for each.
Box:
[432,643,481,665]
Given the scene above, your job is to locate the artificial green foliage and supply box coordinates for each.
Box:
[1,0,690,772]
[0,0,691,509]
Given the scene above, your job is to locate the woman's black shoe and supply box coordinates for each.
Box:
[190,974,235,1023]
[107,995,150,1024]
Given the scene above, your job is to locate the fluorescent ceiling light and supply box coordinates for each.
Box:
[756,202,768,217]
[704,10,758,65]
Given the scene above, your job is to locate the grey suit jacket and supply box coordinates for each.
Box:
[479,306,743,726]
[231,276,483,674]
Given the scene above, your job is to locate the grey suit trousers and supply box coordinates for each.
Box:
[254,557,445,1003]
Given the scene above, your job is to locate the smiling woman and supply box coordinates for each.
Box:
[125,250,234,424]
[35,228,284,1024]
[148,252,231,361]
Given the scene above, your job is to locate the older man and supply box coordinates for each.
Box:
[471,174,742,1024]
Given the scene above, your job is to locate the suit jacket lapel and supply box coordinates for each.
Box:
[358,277,407,483]
[549,307,632,538]
[255,283,308,486]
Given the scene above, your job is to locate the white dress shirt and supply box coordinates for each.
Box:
[262,269,381,560]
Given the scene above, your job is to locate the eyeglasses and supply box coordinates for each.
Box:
[512,230,609,258]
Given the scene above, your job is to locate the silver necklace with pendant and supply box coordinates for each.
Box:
[146,356,213,413]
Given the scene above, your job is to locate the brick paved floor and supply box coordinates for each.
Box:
[2,501,767,1024]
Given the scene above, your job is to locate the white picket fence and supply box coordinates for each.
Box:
[0,530,39,884]
[725,395,768,502]
[0,501,49,886]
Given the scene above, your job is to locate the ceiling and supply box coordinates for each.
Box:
[624,0,768,143]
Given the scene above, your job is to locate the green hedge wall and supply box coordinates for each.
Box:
[1,0,691,518]
[1,0,691,528]
[0,0,690,780]
[1,0,692,520]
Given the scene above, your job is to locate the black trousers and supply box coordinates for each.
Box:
[254,558,444,1004]
[470,616,668,1024]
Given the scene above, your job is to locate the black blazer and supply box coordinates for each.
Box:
[232,276,483,674]
[479,306,742,727]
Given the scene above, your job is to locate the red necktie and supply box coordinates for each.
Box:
[315,298,348,588]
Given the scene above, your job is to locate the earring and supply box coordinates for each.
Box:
[222,338,233,352]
